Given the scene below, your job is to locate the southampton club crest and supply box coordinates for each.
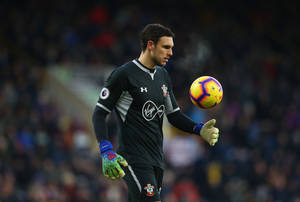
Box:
[144,184,155,197]
[161,84,168,96]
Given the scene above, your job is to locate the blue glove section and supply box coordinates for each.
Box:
[101,149,118,161]
[99,140,118,161]
[193,123,204,134]
[100,140,114,154]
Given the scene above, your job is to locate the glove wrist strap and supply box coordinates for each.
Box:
[193,123,204,134]
[99,140,113,154]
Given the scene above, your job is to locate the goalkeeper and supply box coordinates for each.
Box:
[92,23,220,202]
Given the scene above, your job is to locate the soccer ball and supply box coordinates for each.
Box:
[189,76,223,109]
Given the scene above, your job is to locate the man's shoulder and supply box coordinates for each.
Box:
[112,60,136,76]
[118,60,136,71]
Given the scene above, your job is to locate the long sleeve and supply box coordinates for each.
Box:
[92,106,109,142]
[167,110,198,134]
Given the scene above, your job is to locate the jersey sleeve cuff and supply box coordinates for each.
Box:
[99,140,113,153]
[96,103,111,113]
[166,107,180,115]
[193,123,204,134]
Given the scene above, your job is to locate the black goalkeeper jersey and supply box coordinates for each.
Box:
[97,59,180,168]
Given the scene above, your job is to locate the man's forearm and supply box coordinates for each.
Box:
[92,106,109,142]
[167,110,199,134]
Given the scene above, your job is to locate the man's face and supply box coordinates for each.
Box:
[149,36,174,66]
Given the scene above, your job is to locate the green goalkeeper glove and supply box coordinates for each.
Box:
[194,119,220,146]
[100,141,128,180]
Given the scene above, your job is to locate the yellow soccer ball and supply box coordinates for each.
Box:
[189,76,223,109]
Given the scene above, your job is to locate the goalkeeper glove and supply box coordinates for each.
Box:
[100,140,128,180]
[194,119,220,146]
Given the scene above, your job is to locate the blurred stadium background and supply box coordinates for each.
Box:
[0,0,299,201]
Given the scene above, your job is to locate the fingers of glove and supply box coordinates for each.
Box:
[120,160,128,167]
[204,119,216,128]
[213,127,219,134]
[210,138,218,146]
[205,128,219,137]
[104,169,110,178]
[108,168,117,180]
[115,164,126,178]
[211,133,219,139]
[115,162,127,179]
[111,167,121,179]
[119,169,126,178]
[117,155,128,167]
[103,167,116,180]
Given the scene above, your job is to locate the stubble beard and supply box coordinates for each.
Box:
[152,56,164,67]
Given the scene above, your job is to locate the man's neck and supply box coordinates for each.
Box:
[138,52,156,69]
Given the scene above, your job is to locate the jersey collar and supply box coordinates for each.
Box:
[133,59,157,73]
[132,59,157,80]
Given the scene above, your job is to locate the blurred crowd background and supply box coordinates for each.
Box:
[0,0,300,201]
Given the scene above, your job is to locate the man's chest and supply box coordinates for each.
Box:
[128,73,169,105]
[125,73,169,121]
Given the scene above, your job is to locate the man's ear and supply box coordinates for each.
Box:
[147,40,155,50]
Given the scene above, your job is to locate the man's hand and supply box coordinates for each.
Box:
[200,119,219,146]
[100,141,128,180]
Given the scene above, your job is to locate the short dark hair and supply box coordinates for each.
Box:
[139,23,175,51]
